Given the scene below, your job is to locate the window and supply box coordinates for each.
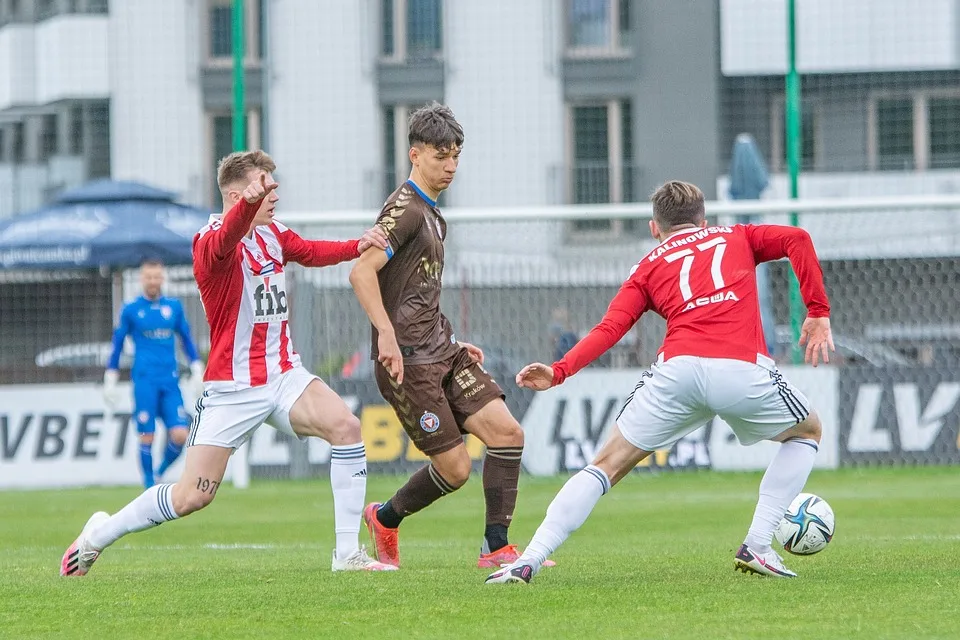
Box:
[928,97,960,169]
[383,106,398,195]
[20,0,107,21]
[209,111,261,206]
[37,0,55,20]
[567,100,634,232]
[40,114,58,161]
[770,97,819,172]
[86,101,110,178]
[621,99,634,202]
[209,4,232,58]
[382,105,411,196]
[381,0,395,58]
[566,0,630,54]
[868,91,960,171]
[69,105,84,155]
[876,98,914,171]
[572,106,609,206]
[207,0,262,63]
[381,0,442,61]
[11,122,24,163]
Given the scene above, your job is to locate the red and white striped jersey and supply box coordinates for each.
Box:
[193,199,360,389]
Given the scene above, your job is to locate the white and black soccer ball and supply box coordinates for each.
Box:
[774,493,835,556]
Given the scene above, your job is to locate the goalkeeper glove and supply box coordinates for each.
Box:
[103,369,120,409]
[188,360,205,397]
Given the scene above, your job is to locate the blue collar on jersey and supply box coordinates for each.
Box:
[406,179,437,207]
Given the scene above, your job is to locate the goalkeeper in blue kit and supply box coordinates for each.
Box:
[104,260,204,488]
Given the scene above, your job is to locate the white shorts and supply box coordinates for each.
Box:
[616,354,811,451]
[187,366,319,449]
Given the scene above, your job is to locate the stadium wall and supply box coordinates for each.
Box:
[4,366,959,489]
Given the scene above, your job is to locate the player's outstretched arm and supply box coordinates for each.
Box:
[174,301,201,364]
[516,363,554,391]
[103,305,131,408]
[173,301,204,392]
[349,248,404,383]
[547,278,649,386]
[106,304,131,372]
[799,316,835,367]
[278,225,389,268]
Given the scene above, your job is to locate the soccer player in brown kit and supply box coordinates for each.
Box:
[349,102,548,569]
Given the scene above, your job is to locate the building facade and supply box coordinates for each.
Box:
[0,0,720,219]
[0,0,958,219]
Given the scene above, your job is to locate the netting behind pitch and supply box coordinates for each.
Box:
[2,1,960,486]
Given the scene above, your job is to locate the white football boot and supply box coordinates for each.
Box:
[484,559,537,585]
[60,511,110,577]
[734,543,797,578]
[331,545,399,572]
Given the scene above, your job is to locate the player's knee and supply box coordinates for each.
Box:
[139,433,154,445]
[500,420,524,447]
[436,456,471,488]
[169,428,188,446]
[173,487,217,516]
[483,418,524,448]
[323,411,361,445]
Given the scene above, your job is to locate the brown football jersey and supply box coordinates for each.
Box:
[371,181,458,365]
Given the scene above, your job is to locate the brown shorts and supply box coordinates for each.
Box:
[374,347,505,456]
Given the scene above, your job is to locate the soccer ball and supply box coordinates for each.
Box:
[774,493,835,555]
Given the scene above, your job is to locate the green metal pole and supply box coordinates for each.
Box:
[232,0,246,151]
[785,0,804,363]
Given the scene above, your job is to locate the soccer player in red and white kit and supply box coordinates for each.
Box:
[486,181,835,584]
[61,150,397,575]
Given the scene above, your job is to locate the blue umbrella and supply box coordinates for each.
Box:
[727,133,778,357]
[0,179,211,269]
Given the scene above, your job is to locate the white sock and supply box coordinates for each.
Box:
[745,438,818,553]
[330,444,367,561]
[88,483,179,550]
[520,465,611,571]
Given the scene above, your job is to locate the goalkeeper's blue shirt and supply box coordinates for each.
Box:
[107,295,200,380]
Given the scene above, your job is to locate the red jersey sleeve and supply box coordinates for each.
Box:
[193,199,260,274]
[743,224,830,318]
[551,271,650,386]
[274,223,360,267]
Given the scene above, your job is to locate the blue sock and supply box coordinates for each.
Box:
[156,441,184,477]
[139,443,155,489]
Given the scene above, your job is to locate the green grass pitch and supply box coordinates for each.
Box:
[3,467,958,639]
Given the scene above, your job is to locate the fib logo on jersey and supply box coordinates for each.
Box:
[419,411,440,433]
[253,273,288,323]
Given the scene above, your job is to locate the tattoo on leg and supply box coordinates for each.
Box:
[196,477,221,495]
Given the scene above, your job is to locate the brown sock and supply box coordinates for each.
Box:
[389,464,458,520]
[482,446,523,542]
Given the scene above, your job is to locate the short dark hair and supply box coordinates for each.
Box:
[408,102,464,151]
[140,258,164,269]
[650,181,706,231]
[217,150,277,191]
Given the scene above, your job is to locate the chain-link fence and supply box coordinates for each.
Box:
[2,1,960,487]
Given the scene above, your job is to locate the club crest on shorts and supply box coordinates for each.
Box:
[420,411,440,433]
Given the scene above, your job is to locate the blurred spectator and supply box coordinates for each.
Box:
[549,308,579,361]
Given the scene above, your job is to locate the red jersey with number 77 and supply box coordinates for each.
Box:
[551,224,830,385]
